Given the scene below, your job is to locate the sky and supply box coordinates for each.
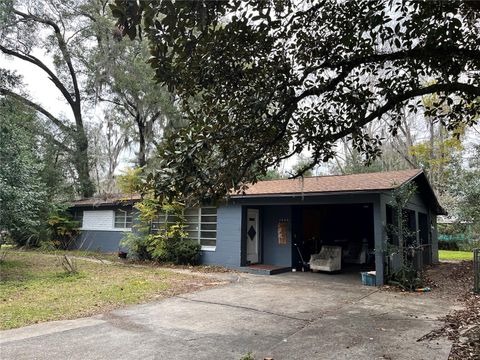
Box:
[1,49,136,173]
[2,50,72,121]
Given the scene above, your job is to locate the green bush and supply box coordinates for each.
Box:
[171,240,202,265]
[47,208,80,250]
[120,197,202,265]
[120,232,151,260]
[458,239,480,252]
[438,240,460,251]
[148,224,201,265]
[388,266,423,291]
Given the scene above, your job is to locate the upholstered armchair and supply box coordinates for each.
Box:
[309,245,342,272]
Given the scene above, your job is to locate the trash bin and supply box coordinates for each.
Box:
[361,271,376,286]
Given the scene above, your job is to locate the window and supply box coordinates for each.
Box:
[114,209,133,229]
[152,207,217,250]
[151,213,179,231]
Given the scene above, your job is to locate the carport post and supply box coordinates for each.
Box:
[373,197,386,285]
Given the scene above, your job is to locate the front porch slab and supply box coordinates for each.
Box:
[238,264,292,275]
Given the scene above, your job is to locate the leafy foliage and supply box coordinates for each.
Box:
[47,207,80,250]
[384,182,424,291]
[438,240,460,251]
[0,99,48,246]
[120,197,201,265]
[117,167,145,196]
[111,0,480,202]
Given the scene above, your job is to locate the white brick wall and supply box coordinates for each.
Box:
[81,210,128,231]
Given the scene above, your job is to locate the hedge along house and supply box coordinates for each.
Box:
[69,169,445,285]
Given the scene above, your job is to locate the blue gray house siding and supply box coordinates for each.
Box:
[200,204,243,267]
[70,205,133,253]
[70,177,440,286]
[379,188,438,282]
[261,205,292,267]
[73,231,126,253]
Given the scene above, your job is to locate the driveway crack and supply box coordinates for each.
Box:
[174,296,310,323]
[265,288,380,353]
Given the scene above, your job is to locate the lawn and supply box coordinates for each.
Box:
[0,250,218,330]
[438,250,473,261]
[34,248,121,262]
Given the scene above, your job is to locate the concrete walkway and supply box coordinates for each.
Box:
[0,271,453,360]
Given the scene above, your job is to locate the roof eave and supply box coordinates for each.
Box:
[69,199,140,209]
[230,188,390,199]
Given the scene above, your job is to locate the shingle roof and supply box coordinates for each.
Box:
[233,169,423,197]
[70,193,141,208]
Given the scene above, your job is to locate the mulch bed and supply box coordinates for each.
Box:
[418,261,479,360]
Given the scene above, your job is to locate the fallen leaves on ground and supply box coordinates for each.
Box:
[418,261,479,360]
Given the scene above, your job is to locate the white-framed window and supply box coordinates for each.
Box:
[151,213,179,231]
[114,209,133,229]
[152,207,217,251]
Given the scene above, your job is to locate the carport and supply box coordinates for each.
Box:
[226,169,445,285]
[291,203,375,273]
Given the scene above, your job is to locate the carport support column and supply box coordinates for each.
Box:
[373,197,386,285]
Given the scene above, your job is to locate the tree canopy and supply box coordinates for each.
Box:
[111,0,479,202]
[0,0,182,197]
[0,99,48,245]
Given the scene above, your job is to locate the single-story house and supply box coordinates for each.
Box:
[69,169,445,285]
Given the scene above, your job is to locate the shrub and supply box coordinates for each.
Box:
[458,239,480,252]
[388,266,423,291]
[171,240,202,265]
[121,197,202,265]
[120,232,151,260]
[438,240,460,251]
[148,224,201,265]
[47,207,80,250]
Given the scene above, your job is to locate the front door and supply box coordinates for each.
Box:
[246,209,259,264]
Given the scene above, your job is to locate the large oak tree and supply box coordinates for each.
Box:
[113,1,479,202]
[0,0,98,197]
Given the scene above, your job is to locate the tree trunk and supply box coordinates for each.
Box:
[136,114,147,168]
[74,125,95,198]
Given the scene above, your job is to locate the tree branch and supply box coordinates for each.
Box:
[315,46,480,72]
[0,44,76,108]
[287,82,479,179]
[13,9,82,115]
[0,88,73,134]
[326,82,480,142]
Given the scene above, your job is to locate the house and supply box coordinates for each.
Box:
[69,169,445,285]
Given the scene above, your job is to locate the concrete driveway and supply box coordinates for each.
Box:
[0,271,453,360]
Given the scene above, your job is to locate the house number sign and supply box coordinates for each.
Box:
[278,220,288,245]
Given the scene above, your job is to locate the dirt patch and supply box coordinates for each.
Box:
[117,258,235,273]
[418,261,479,360]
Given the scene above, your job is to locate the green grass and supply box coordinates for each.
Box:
[33,248,121,262]
[0,250,213,330]
[438,250,474,261]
